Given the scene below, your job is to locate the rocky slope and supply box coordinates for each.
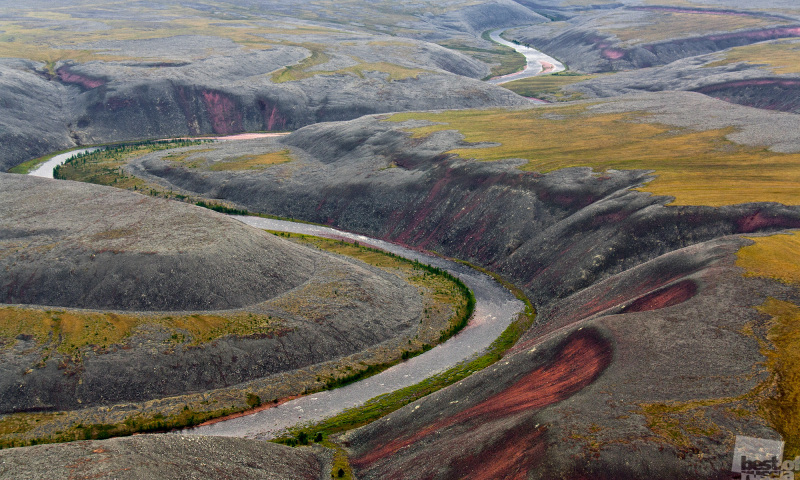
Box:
[0,174,424,412]
[507,8,800,73]
[0,174,320,311]
[123,91,800,477]
[0,434,331,480]
[0,0,540,172]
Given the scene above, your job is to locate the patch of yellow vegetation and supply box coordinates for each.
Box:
[271,45,331,83]
[755,298,800,457]
[737,231,800,285]
[387,105,800,206]
[736,232,800,456]
[0,306,285,356]
[0,6,341,66]
[338,62,425,81]
[207,150,294,171]
[271,46,425,83]
[502,73,601,101]
[0,412,59,436]
[706,40,800,75]
[607,12,781,45]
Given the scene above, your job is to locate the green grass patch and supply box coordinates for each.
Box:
[53,139,207,190]
[206,149,294,171]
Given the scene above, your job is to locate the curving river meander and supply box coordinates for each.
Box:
[183,217,523,439]
[25,156,525,440]
[487,28,565,84]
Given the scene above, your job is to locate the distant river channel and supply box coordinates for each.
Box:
[487,28,565,84]
[28,140,524,441]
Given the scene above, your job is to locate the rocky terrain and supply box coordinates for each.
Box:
[0,0,539,172]
[4,0,800,479]
[120,90,800,477]
[0,174,434,415]
[0,434,331,480]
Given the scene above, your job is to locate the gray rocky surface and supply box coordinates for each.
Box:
[0,174,319,311]
[0,434,331,480]
[0,0,539,172]
[0,174,423,412]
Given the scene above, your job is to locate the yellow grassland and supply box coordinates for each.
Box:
[0,307,285,357]
[607,12,782,45]
[735,230,800,456]
[706,40,800,75]
[207,150,294,171]
[737,231,800,285]
[388,105,800,207]
[755,297,800,457]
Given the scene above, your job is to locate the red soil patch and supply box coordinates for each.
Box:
[202,90,243,135]
[353,328,612,470]
[707,26,800,43]
[449,422,547,480]
[56,68,105,89]
[621,279,698,313]
[394,169,453,244]
[736,211,800,233]
[602,49,625,60]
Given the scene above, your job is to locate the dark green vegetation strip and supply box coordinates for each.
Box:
[274,261,534,446]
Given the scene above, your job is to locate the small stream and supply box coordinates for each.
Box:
[487,28,565,84]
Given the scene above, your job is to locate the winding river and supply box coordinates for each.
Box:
[27,157,524,440]
[487,28,565,84]
[29,148,100,178]
[183,217,523,439]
